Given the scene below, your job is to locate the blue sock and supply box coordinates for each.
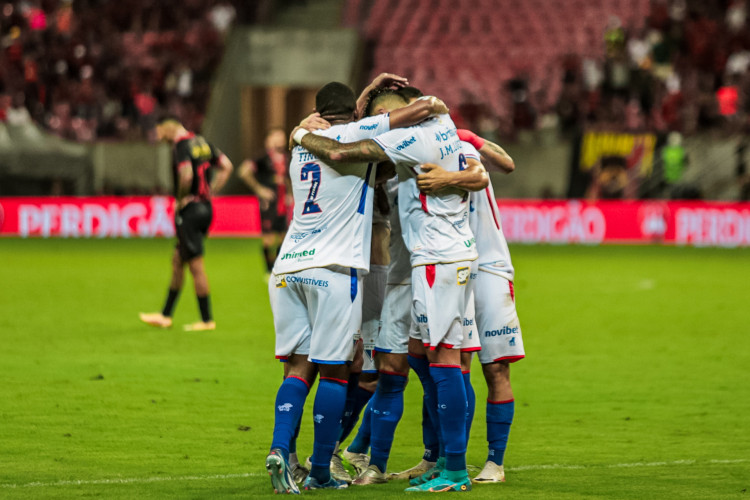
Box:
[429,364,467,473]
[339,378,374,444]
[463,371,476,443]
[421,401,440,462]
[369,371,408,472]
[347,398,373,454]
[309,377,348,483]
[270,376,310,463]
[408,354,443,457]
[289,410,302,454]
[487,399,514,465]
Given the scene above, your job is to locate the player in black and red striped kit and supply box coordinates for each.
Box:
[139,116,233,331]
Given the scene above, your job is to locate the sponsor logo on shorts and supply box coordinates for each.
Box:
[278,403,293,411]
[359,123,379,130]
[484,326,519,337]
[457,267,469,285]
[280,248,316,261]
[396,136,416,151]
[463,318,473,326]
[509,337,516,346]
[463,237,475,248]
[313,414,324,423]
[285,276,329,287]
[275,275,287,288]
[416,314,428,324]
[470,272,478,280]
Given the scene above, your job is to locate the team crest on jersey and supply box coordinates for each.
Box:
[275,275,287,288]
[457,267,470,285]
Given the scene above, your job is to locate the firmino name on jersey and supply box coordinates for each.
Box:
[297,151,318,162]
[280,248,316,260]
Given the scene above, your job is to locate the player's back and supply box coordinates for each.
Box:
[462,144,514,281]
[173,133,221,201]
[274,115,390,275]
[373,114,478,266]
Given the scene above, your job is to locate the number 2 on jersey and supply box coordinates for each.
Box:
[300,162,322,214]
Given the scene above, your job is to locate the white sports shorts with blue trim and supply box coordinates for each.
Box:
[475,270,525,364]
[375,281,412,355]
[270,265,362,364]
[411,260,474,350]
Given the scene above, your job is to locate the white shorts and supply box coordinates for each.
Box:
[375,282,412,355]
[361,265,387,373]
[412,261,473,350]
[460,262,481,353]
[474,271,525,365]
[269,266,362,364]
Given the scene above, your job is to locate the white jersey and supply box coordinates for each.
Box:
[274,114,391,274]
[373,114,478,267]
[384,176,412,284]
[463,142,515,281]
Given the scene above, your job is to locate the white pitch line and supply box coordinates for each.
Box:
[0,472,262,489]
[1,459,747,490]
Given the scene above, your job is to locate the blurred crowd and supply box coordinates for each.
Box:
[0,0,237,141]
[553,0,750,136]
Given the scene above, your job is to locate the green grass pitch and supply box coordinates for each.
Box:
[1,238,748,499]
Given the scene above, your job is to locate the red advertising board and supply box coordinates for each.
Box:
[1,196,749,247]
[0,196,260,238]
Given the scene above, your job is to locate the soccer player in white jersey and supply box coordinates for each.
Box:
[292,99,486,493]
[325,89,486,487]
[417,128,524,484]
[266,82,449,494]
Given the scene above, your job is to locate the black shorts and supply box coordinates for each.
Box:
[260,202,287,234]
[175,201,212,261]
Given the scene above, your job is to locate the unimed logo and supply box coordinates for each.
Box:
[280,248,316,260]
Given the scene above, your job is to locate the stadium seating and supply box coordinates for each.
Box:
[344,0,650,124]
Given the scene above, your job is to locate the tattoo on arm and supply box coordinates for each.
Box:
[301,134,389,164]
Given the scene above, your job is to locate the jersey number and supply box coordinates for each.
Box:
[458,153,468,202]
[300,162,322,214]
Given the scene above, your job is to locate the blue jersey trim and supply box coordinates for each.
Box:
[356,162,374,214]
[350,268,358,302]
[310,358,348,365]
[373,347,393,353]
[362,369,378,374]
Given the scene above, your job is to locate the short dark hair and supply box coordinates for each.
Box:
[365,88,407,117]
[397,86,424,101]
[315,82,356,119]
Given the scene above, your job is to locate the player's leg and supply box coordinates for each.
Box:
[352,350,408,484]
[460,275,480,444]
[179,202,215,331]
[303,266,362,491]
[261,231,276,274]
[406,262,471,493]
[283,361,313,485]
[475,360,513,483]
[461,351,476,443]
[473,271,525,483]
[266,273,314,494]
[139,248,183,328]
[406,336,444,483]
[342,341,373,464]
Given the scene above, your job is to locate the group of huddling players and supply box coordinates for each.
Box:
[265,73,525,494]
